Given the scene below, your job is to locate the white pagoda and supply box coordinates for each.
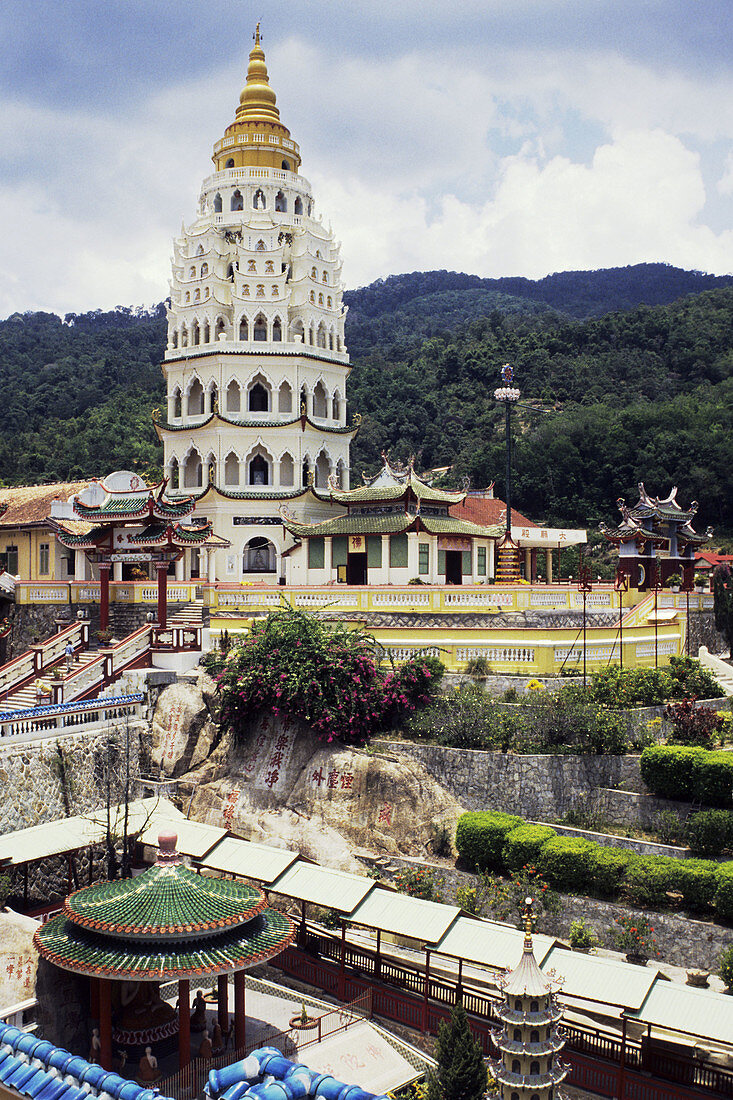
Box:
[491,900,569,1100]
[155,26,355,583]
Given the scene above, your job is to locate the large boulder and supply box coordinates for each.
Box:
[183,716,465,863]
[149,672,219,778]
[0,909,39,1009]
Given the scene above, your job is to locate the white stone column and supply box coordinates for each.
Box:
[525,548,531,579]
[113,561,123,583]
[175,555,185,582]
[407,533,419,580]
[547,549,554,583]
[74,550,87,582]
[208,549,217,583]
[488,540,495,581]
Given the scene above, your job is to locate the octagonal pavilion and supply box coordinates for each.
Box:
[34,832,294,1071]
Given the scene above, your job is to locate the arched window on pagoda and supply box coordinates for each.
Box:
[515,1000,523,1011]
[203,320,210,343]
[336,333,342,352]
[183,450,202,488]
[513,1028,522,1042]
[332,391,341,420]
[253,314,267,341]
[302,455,311,487]
[294,196,303,215]
[204,454,216,486]
[328,329,335,350]
[315,450,330,488]
[171,329,178,350]
[239,317,249,341]
[327,296,332,308]
[224,452,240,486]
[213,193,222,213]
[313,381,328,419]
[308,325,315,345]
[225,158,234,168]
[282,159,290,171]
[208,384,218,414]
[256,238,266,251]
[317,322,327,348]
[226,380,241,414]
[275,191,286,212]
[253,190,266,210]
[530,1030,539,1044]
[187,379,204,416]
[215,317,227,341]
[291,319,304,343]
[530,1001,539,1013]
[311,266,317,280]
[248,449,271,486]
[201,262,208,276]
[300,384,308,415]
[310,292,315,304]
[279,452,294,486]
[248,375,270,412]
[511,1061,521,1075]
[196,245,204,255]
[194,289,200,302]
[278,381,292,414]
[243,536,276,573]
[322,271,328,284]
[173,388,182,419]
[272,317,282,342]
[231,190,243,212]
[169,458,179,489]
[192,321,200,345]
[189,266,196,278]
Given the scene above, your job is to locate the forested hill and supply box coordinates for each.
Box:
[342,263,733,357]
[0,266,732,531]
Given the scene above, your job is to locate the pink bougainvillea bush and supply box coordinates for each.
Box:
[204,606,444,744]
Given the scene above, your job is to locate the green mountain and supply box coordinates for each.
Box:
[0,265,731,532]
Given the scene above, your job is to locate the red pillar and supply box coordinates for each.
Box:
[99,978,112,1070]
[99,563,111,632]
[217,973,229,1035]
[617,1015,628,1099]
[234,970,246,1051]
[422,950,431,1034]
[178,978,191,1069]
[156,562,168,628]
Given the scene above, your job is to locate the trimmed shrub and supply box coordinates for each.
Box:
[624,855,680,908]
[502,825,558,871]
[714,862,733,923]
[536,836,597,892]
[686,810,733,857]
[455,811,522,872]
[694,752,733,808]
[720,944,733,989]
[586,845,633,897]
[640,745,704,800]
[675,859,720,911]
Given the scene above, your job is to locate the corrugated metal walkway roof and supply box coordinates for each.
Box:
[350,890,460,946]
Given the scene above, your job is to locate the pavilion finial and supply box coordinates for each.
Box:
[522,896,535,950]
[254,21,261,46]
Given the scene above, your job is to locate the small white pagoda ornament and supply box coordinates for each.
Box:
[491,897,569,1100]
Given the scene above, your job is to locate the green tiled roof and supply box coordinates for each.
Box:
[74,495,196,521]
[55,524,105,548]
[283,513,414,538]
[328,466,465,506]
[419,515,504,538]
[193,485,331,502]
[64,862,265,940]
[128,522,212,546]
[154,411,357,436]
[34,908,293,981]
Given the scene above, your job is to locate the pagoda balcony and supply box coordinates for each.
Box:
[490,1063,569,1088]
[497,1005,564,1026]
[202,165,310,192]
[493,1034,566,1056]
[165,337,349,366]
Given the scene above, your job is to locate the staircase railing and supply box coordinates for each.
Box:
[0,694,145,742]
[0,621,89,701]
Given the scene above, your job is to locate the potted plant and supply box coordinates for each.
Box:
[95,628,113,645]
[569,918,599,953]
[666,573,682,593]
[611,913,658,964]
[694,573,707,593]
[289,1001,318,1030]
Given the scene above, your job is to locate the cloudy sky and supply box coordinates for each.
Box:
[1,0,732,317]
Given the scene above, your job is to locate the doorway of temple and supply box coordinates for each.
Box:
[445,550,463,585]
[346,553,367,585]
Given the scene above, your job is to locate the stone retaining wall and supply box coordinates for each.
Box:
[366,854,733,971]
[371,739,642,821]
[0,723,144,903]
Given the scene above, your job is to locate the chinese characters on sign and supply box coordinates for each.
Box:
[254,726,296,792]
[162,702,184,762]
[310,768,354,791]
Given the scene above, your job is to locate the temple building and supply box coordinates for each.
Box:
[50,472,220,628]
[155,26,353,584]
[279,457,504,585]
[601,483,712,590]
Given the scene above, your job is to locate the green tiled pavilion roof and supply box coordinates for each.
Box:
[128,522,213,546]
[282,513,413,538]
[74,495,195,521]
[419,515,504,538]
[63,862,266,940]
[34,908,293,981]
[153,411,357,437]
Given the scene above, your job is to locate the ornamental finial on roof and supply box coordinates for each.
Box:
[522,896,535,951]
[156,831,182,865]
[254,21,261,46]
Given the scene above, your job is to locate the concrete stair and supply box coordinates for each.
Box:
[0,651,94,713]
[698,645,733,695]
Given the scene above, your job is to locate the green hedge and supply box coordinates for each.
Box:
[686,810,733,856]
[536,836,597,891]
[586,845,633,895]
[676,859,721,911]
[455,811,522,871]
[454,812,733,922]
[502,825,558,871]
[640,746,733,807]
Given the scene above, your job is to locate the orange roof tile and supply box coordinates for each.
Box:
[451,493,537,530]
[0,481,92,528]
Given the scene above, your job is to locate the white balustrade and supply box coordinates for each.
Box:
[635,641,678,657]
[0,695,144,742]
[372,592,430,606]
[455,646,536,664]
[386,647,441,662]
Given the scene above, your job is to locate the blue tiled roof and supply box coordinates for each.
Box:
[0,1024,174,1100]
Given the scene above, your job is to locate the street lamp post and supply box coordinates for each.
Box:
[494,364,521,540]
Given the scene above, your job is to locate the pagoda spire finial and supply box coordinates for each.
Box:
[236,22,280,123]
[254,21,261,46]
[522,896,535,951]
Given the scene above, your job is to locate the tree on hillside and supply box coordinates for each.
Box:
[425,1002,488,1100]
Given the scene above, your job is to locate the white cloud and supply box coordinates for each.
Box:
[0,37,732,315]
